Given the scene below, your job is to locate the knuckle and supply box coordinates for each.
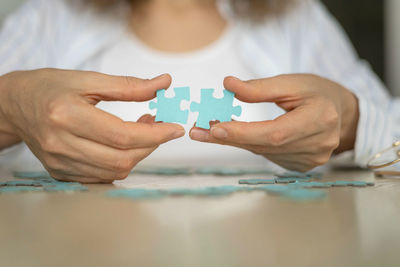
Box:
[113,171,130,180]
[311,154,331,166]
[269,131,287,147]
[111,157,134,172]
[47,171,62,181]
[48,100,69,126]
[323,136,340,151]
[123,76,140,90]
[40,135,60,154]
[321,104,339,127]
[109,129,131,149]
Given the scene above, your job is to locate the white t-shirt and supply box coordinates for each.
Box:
[85,25,284,168]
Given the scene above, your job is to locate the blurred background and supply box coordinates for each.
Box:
[0,0,399,96]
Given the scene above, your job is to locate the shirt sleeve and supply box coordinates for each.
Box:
[0,0,65,74]
[288,0,399,166]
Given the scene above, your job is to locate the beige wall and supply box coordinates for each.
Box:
[385,0,400,96]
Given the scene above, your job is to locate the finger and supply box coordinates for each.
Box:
[57,102,185,149]
[137,114,156,124]
[57,132,157,172]
[50,173,112,184]
[68,70,172,102]
[223,75,304,106]
[191,107,320,147]
[48,156,129,182]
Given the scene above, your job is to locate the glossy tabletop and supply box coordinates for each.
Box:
[0,169,399,267]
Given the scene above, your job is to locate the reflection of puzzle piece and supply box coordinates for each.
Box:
[190,89,242,129]
[149,87,190,124]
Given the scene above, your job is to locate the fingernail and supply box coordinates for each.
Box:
[190,129,209,142]
[173,129,185,139]
[211,127,228,139]
[151,73,168,80]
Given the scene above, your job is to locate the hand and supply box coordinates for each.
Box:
[0,69,184,183]
[190,74,359,172]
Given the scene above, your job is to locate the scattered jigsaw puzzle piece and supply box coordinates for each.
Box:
[190,89,242,129]
[0,186,42,193]
[133,167,192,176]
[44,183,88,192]
[291,181,333,188]
[2,171,88,194]
[149,87,190,124]
[239,179,276,185]
[276,171,322,179]
[13,171,52,179]
[195,167,245,176]
[275,178,302,184]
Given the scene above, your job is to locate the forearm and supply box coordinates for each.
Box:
[0,73,22,150]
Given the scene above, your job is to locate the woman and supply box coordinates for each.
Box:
[0,0,397,183]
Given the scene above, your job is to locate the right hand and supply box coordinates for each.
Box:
[0,69,184,183]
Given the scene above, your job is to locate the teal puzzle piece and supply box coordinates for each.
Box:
[0,186,42,193]
[195,167,246,176]
[239,179,276,185]
[149,87,190,124]
[133,167,192,176]
[2,172,88,194]
[13,171,51,179]
[190,89,242,129]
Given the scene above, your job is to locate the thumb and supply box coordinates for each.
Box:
[81,72,172,103]
[223,75,300,104]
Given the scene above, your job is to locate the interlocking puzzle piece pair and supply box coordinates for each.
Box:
[149,87,242,129]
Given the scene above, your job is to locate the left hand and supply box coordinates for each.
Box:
[189,74,359,172]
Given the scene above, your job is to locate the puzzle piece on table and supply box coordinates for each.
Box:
[275,178,304,184]
[1,173,88,194]
[195,167,246,176]
[239,179,276,185]
[331,181,374,187]
[13,171,52,179]
[0,186,42,193]
[44,182,88,192]
[1,180,43,187]
[350,181,375,187]
[291,181,333,188]
[149,87,190,124]
[190,89,242,129]
[133,167,192,176]
[276,171,322,179]
[131,166,276,176]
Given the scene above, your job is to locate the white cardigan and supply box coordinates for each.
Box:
[0,0,397,169]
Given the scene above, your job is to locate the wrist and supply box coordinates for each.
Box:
[335,90,359,153]
[0,72,22,148]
